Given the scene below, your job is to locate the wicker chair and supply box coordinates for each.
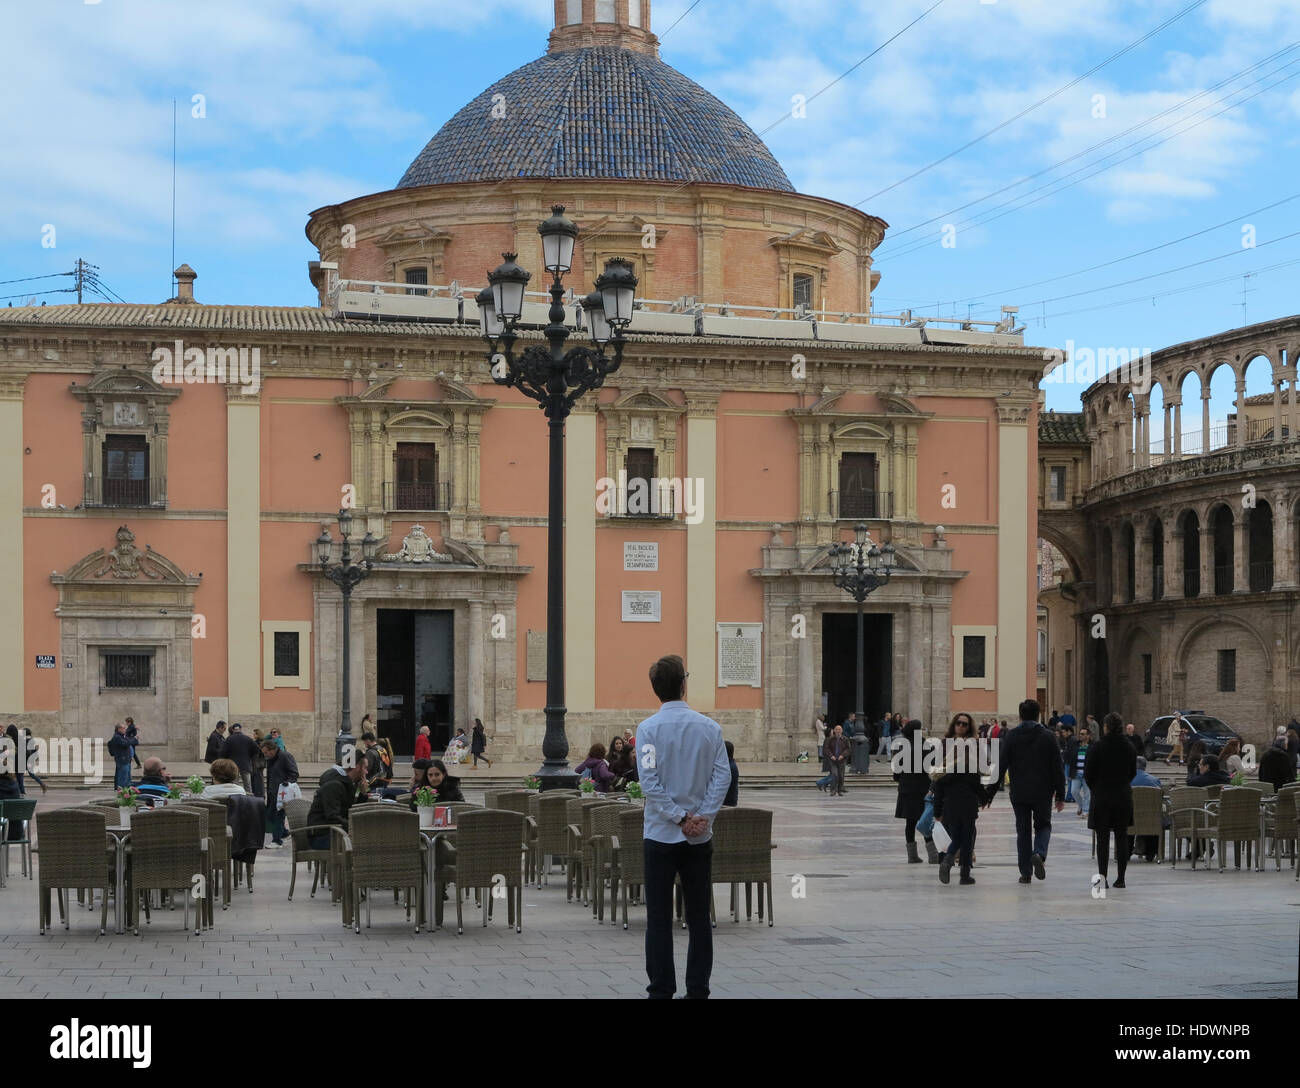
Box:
[586,804,628,923]
[612,806,646,930]
[483,790,509,809]
[566,800,620,904]
[1206,788,1263,872]
[185,799,234,909]
[1236,780,1275,795]
[0,798,37,880]
[710,807,776,926]
[1127,786,1165,863]
[36,809,114,935]
[492,791,539,884]
[434,809,528,934]
[285,797,331,900]
[535,793,573,886]
[128,809,207,935]
[346,806,426,933]
[153,805,216,929]
[1168,786,1212,869]
[1262,789,1296,872]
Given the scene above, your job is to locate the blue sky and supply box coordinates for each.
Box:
[4,0,1299,425]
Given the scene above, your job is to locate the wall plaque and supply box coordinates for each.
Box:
[623,542,658,571]
[717,623,762,688]
[526,630,547,682]
[621,591,661,622]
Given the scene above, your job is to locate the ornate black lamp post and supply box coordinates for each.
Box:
[829,523,895,735]
[315,508,380,764]
[479,205,638,788]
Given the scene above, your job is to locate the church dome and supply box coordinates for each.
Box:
[396,46,794,193]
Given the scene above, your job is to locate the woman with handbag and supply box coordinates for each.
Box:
[261,738,300,848]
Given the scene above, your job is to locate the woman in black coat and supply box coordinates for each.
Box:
[893,719,934,863]
[1084,712,1137,888]
[932,757,983,885]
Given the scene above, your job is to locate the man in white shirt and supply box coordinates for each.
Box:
[637,654,731,999]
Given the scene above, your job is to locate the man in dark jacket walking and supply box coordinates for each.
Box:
[306,760,368,849]
[984,699,1066,884]
[204,721,226,764]
[260,738,300,847]
[219,723,259,793]
[824,724,850,796]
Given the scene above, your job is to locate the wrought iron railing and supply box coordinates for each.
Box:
[383,481,452,511]
[82,474,167,508]
[829,490,892,520]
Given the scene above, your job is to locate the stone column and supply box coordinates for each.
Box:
[1235,376,1247,448]
[1199,524,1214,598]
[1171,397,1182,456]
[1164,515,1179,600]
[564,404,597,712]
[227,388,261,720]
[797,609,814,744]
[0,377,23,712]
[685,395,719,708]
[995,404,1032,711]
[1201,390,1211,452]
[1273,371,1283,444]
[1233,516,1248,593]
[1133,519,1149,601]
[1273,491,1295,589]
[1112,524,1127,604]
[1288,366,1297,441]
[907,604,924,718]
[467,600,484,726]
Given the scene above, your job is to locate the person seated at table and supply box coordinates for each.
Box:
[424,758,464,803]
[305,759,368,849]
[1186,754,1230,787]
[1259,736,1297,792]
[134,757,172,801]
[608,735,637,788]
[201,758,247,799]
[574,743,615,793]
[1129,757,1163,862]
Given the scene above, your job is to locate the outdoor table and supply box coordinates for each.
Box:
[419,826,457,930]
[105,824,131,934]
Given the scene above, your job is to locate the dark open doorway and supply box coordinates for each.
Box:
[821,612,892,728]
[376,609,454,755]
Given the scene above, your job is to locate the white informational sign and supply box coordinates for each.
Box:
[621,590,661,623]
[717,623,762,688]
[623,541,659,571]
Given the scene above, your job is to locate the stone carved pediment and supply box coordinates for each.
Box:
[53,525,198,585]
[381,525,452,564]
[769,228,842,258]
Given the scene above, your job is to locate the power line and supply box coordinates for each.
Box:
[0,272,73,287]
[659,0,704,38]
[854,0,1210,207]
[882,55,1300,265]
[877,41,1300,248]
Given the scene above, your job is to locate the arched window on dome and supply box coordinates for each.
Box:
[595,0,616,22]
[566,0,581,24]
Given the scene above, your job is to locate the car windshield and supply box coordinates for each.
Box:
[1186,716,1233,736]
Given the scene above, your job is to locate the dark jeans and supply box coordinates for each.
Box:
[943,818,976,872]
[644,838,713,999]
[113,761,132,789]
[309,831,331,850]
[268,807,286,844]
[830,762,845,794]
[1011,798,1053,876]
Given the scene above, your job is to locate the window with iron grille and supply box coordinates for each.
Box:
[793,273,814,310]
[962,636,986,680]
[104,652,151,689]
[1142,653,1152,694]
[273,631,300,677]
[1217,649,1236,692]
[403,267,429,297]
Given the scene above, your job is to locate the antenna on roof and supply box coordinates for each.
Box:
[171,98,177,298]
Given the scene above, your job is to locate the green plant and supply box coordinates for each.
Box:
[624,781,643,800]
[186,775,205,795]
[578,779,596,794]
[167,784,183,800]
[414,786,439,807]
[115,786,141,808]
[523,775,541,790]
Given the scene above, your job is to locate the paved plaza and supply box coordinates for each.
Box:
[1,784,1296,1000]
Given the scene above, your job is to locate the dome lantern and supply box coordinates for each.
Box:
[548,0,660,57]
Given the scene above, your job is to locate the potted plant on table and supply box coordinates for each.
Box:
[523,775,541,791]
[115,786,141,829]
[185,774,205,798]
[624,781,644,801]
[414,786,439,829]
[578,779,596,795]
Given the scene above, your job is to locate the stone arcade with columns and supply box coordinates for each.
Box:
[0,0,1045,763]
[1038,314,1300,743]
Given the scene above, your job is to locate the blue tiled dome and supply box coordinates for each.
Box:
[397,47,794,192]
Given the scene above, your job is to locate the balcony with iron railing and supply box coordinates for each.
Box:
[605,484,677,520]
[1214,564,1233,596]
[82,475,167,509]
[1249,561,1274,593]
[829,490,892,521]
[382,480,453,512]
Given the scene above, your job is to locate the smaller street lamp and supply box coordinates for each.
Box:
[829,524,896,741]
